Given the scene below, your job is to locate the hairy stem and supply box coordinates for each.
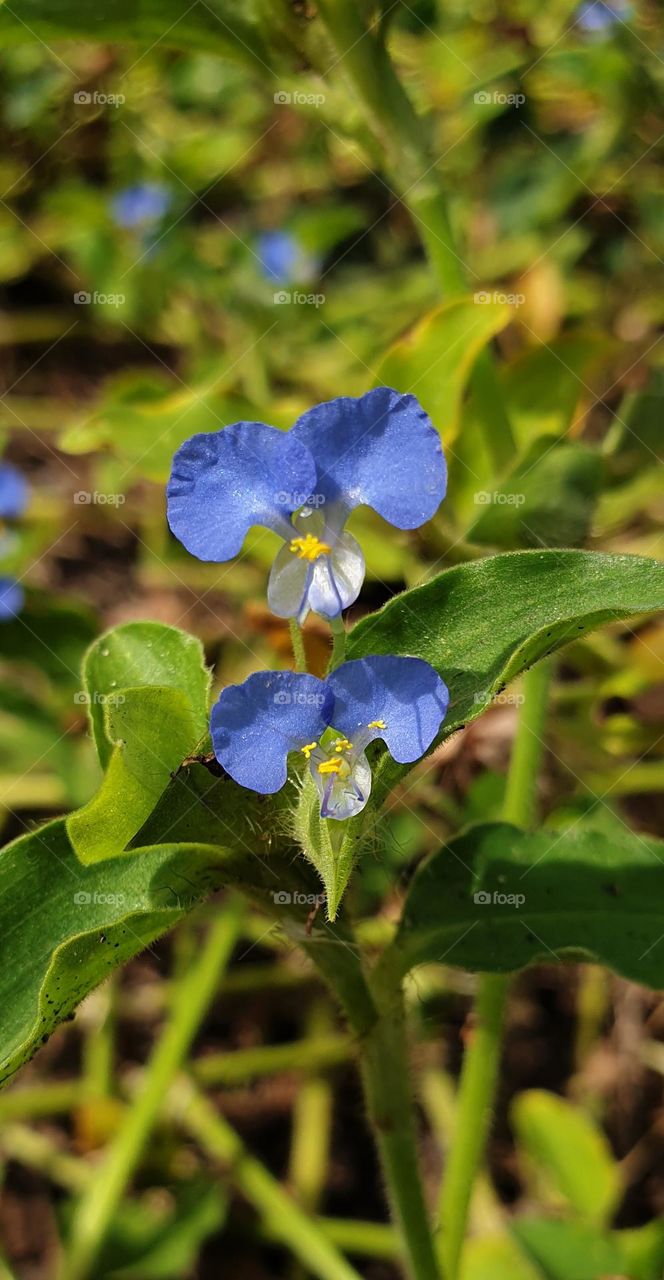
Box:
[327,614,347,673]
[439,660,553,1278]
[289,617,308,672]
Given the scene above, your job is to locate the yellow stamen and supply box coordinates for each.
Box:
[332,737,353,752]
[289,534,331,562]
[368,719,386,730]
[317,757,342,775]
[300,741,318,760]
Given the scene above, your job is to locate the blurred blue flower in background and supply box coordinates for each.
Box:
[256,230,319,284]
[0,462,28,620]
[111,183,172,229]
[575,0,631,32]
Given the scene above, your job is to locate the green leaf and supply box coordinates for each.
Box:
[101,1180,227,1279]
[511,1090,620,1225]
[617,1220,664,1280]
[0,0,270,72]
[0,595,97,693]
[466,438,603,550]
[392,822,664,988]
[0,818,227,1086]
[347,550,664,741]
[447,332,615,520]
[0,770,369,1084]
[67,623,212,864]
[83,621,210,769]
[67,687,205,864]
[500,333,616,444]
[460,1234,543,1280]
[373,296,511,443]
[512,1220,625,1280]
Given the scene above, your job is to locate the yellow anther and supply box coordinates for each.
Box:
[317,757,342,775]
[332,737,353,752]
[368,719,386,730]
[300,741,318,760]
[289,534,331,562]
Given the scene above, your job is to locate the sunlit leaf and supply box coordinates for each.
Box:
[373,296,511,442]
[512,1090,620,1224]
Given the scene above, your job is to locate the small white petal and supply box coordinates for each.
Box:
[268,544,313,621]
[308,531,365,619]
[310,749,372,821]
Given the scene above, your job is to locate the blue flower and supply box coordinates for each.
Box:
[0,463,28,620]
[256,230,318,284]
[111,183,171,229]
[0,463,28,521]
[575,0,630,32]
[167,388,446,623]
[210,655,449,821]
[0,577,24,619]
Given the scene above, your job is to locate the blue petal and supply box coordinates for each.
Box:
[0,576,24,619]
[0,464,28,519]
[256,231,298,283]
[111,183,171,228]
[210,670,333,794]
[327,656,449,763]
[256,231,320,284]
[290,387,446,529]
[167,423,318,562]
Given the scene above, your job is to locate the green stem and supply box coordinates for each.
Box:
[315,0,515,471]
[64,901,243,1280]
[502,660,555,828]
[289,1005,336,1280]
[438,974,509,1280]
[359,954,442,1280]
[438,660,553,1279]
[327,615,347,673]
[81,978,115,1099]
[289,618,308,672]
[0,1123,89,1194]
[192,1032,351,1087]
[288,1004,335,1212]
[170,1077,362,1280]
[265,1218,398,1261]
[0,1081,87,1123]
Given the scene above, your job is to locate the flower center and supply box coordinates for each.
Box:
[289,534,331,562]
[317,756,345,776]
